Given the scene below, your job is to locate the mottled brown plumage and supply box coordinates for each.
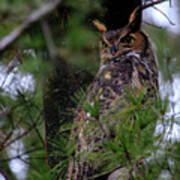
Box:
[67,7,158,180]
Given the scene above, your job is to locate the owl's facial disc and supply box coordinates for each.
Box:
[99,30,145,65]
[96,6,144,65]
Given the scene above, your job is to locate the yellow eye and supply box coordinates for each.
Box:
[120,35,135,44]
[130,38,135,43]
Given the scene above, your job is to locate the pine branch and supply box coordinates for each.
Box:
[0,147,42,162]
[0,0,62,52]
[1,111,43,149]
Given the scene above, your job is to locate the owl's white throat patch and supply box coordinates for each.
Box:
[126,51,140,59]
[100,51,140,70]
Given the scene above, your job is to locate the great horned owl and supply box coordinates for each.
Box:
[67,7,158,180]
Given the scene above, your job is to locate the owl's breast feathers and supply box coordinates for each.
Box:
[68,53,158,179]
[87,53,158,116]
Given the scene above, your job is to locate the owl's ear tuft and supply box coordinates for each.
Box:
[128,6,142,32]
[93,20,107,32]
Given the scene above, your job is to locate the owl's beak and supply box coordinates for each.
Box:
[111,45,117,55]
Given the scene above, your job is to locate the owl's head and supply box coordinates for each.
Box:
[94,7,150,65]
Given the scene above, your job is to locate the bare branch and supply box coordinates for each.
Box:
[143,0,174,28]
[143,21,163,29]
[143,0,168,9]
[0,0,62,52]
[152,6,175,25]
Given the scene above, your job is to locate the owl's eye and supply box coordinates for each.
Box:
[120,35,135,44]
